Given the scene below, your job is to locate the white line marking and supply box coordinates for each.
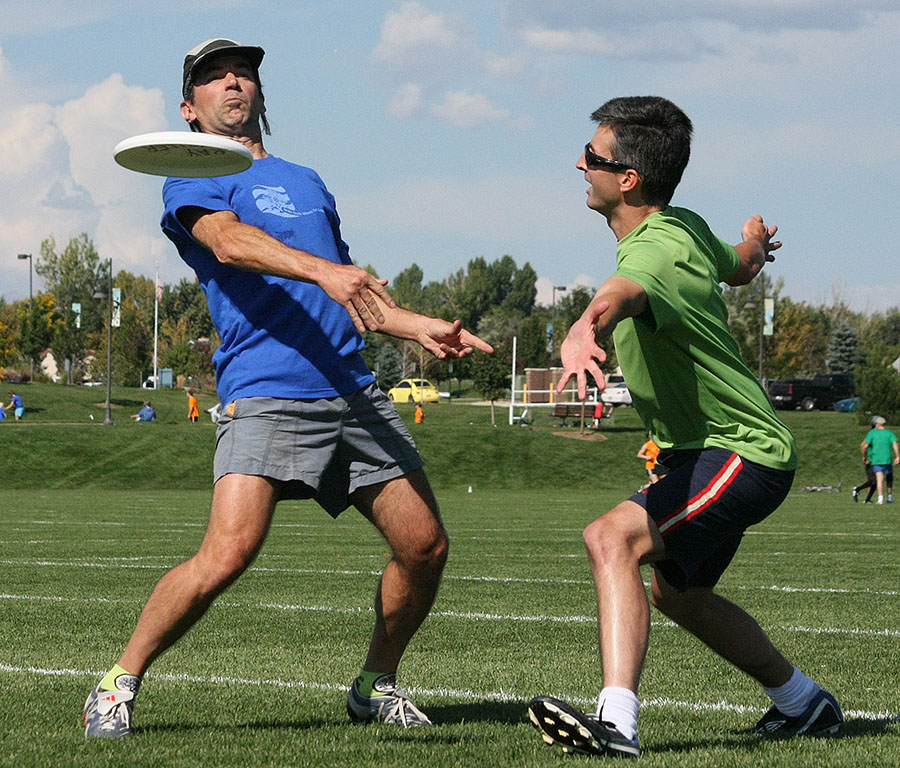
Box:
[3,558,900,597]
[3,593,898,637]
[1,662,894,723]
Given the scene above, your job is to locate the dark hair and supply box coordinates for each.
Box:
[184,61,271,136]
[590,96,692,207]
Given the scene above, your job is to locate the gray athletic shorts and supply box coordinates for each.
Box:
[213,382,424,517]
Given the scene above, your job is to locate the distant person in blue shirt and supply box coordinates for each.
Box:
[5,391,24,420]
[130,402,156,422]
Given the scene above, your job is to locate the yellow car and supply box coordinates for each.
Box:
[387,378,440,403]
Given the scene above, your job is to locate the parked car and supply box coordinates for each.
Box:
[833,397,861,413]
[766,373,855,411]
[601,381,632,407]
[386,378,440,403]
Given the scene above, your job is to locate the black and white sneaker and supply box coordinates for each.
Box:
[528,696,640,758]
[755,689,843,737]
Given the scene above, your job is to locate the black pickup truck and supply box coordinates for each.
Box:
[766,373,855,411]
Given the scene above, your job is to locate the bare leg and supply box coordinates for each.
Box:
[582,501,665,692]
[118,474,279,675]
[876,470,885,500]
[650,571,793,687]
[351,469,448,673]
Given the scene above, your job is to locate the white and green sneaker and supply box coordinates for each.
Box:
[83,674,141,739]
[347,674,433,727]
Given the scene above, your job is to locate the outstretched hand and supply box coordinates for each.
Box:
[742,215,782,263]
[555,302,610,400]
[416,318,494,359]
[318,263,396,332]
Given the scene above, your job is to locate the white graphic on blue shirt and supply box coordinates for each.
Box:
[251,185,323,219]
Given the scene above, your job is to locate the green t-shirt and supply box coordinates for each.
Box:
[611,206,797,470]
[864,428,898,465]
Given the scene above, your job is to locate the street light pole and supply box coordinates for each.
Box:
[17,253,33,380]
[758,275,765,382]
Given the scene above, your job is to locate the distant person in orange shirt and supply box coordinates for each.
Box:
[187,389,200,423]
[637,434,661,484]
[414,402,425,424]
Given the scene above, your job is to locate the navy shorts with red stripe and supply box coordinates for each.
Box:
[629,446,794,592]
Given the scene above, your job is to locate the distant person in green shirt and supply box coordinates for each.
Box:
[861,416,899,505]
[528,96,841,758]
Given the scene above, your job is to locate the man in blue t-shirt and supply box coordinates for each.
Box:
[6,391,24,420]
[83,38,492,740]
[130,402,156,422]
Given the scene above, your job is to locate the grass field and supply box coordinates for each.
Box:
[1,384,898,766]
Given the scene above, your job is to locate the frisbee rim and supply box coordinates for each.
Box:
[113,131,254,177]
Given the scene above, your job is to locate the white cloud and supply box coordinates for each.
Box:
[431,90,510,129]
[0,48,186,301]
[535,275,598,307]
[373,2,470,68]
[387,83,424,120]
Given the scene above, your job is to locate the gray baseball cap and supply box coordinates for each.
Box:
[182,38,264,98]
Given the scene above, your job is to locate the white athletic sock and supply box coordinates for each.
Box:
[596,686,639,742]
[878,496,884,504]
[764,667,820,717]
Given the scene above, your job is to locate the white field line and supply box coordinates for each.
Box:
[0,662,894,723]
[3,558,900,598]
[9,518,900,539]
[4,556,900,597]
[3,592,900,638]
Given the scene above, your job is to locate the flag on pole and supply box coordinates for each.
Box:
[111,288,121,327]
[156,276,163,302]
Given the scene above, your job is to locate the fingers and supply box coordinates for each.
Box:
[459,330,494,354]
[367,277,396,308]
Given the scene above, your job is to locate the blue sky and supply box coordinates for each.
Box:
[1,1,898,314]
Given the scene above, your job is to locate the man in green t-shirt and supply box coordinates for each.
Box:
[528,97,841,758]
[861,416,899,504]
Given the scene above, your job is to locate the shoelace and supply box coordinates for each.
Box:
[375,690,430,726]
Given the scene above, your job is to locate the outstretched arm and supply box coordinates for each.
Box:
[556,275,648,400]
[367,294,494,359]
[724,215,782,287]
[180,207,395,332]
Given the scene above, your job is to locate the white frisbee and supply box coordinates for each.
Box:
[113,131,253,177]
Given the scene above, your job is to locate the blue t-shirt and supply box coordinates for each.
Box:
[161,155,374,404]
[11,394,23,409]
[137,406,156,422]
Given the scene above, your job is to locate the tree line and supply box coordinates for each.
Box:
[2,233,899,418]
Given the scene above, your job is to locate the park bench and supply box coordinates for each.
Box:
[550,402,613,427]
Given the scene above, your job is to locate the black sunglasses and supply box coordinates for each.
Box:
[583,143,633,172]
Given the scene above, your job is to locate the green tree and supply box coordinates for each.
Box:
[161,277,215,339]
[390,264,425,312]
[764,298,829,378]
[472,341,510,426]
[0,300,17,366]
[856,344,900,423]
[826,320,860,373]
[517,311,551,370]
[504,262,537,316]
[375,343,403,389]
[35,234,107,378]
[16,294,57,375]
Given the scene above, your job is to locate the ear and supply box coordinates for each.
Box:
[620,168,641,194]
[180,99,196,126]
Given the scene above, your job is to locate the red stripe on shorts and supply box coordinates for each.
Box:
[657,452,743,536]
